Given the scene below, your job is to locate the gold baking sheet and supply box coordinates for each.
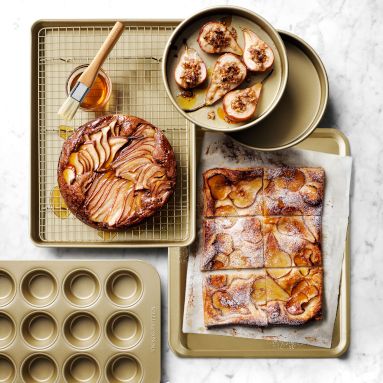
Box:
[168,128,350,358]
[0,259,160,382]
[30,20,195,247]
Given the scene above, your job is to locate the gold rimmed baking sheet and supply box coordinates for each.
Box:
[168,128,350,358]
[31,20,195,247]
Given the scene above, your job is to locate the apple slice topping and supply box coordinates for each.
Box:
[105,181,133,226]
[251,277,266,305]
[91,131,106,168]
[243,28,274,72]
[100,126,111,167]
[198,21,242,55]
[90,179,125,222]
[63,166,76,185]
[207,174,232,200]
[68,153,83,175]
[80,142,99,171]
[104,137,129,169]
[266,277,290,302]
[228,178,262,208]
[175,47,207,89]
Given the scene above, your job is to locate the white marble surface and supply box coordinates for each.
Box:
[1,0,382,382]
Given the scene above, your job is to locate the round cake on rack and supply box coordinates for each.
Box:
[58,114,177,231]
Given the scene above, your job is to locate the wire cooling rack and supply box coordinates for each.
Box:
[33,22,195,246]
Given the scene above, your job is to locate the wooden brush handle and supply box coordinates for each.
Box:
[79,21,125,87]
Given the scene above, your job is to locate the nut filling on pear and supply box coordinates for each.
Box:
[58,115,176,230]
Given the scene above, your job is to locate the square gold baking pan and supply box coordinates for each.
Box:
[30,20,195,247]
[168,128,350,358]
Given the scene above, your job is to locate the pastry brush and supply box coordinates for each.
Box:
[58,21,124,120]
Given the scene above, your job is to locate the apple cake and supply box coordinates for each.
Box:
[201,166,325,328]
[58,114,176,230]
[203,268,322,327]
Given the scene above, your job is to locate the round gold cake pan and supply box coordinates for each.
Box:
[162,5,288,132]
[230,30,329,151]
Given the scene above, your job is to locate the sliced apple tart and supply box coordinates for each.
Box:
[58,115,176,230]
[263,167,325,216]
[266,267,323,325]
[203,168,263,217]
[262,216,322,268]
[202,217,263,270]
[201,166,325,328]
[203,267,322,327]
[203,271,268,327]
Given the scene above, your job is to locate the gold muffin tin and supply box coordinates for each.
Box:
[0,260,160,382]
[30,20,195,247]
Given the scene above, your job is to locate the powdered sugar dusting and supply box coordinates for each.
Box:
[183,132,352,348]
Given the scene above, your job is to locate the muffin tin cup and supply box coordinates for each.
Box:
[63,354,100,383]
[63,269,101,308]
[106,270,143,307]
[106,354,143,383]
[0,260,160,382]
[0,354,16,383]
[106,312,143,350]
[0,313,16,350]
[21,269,58,307]
[63,312,101,350]
[0,270,16,307]
[21,354,59,383]
[21,312,58,349]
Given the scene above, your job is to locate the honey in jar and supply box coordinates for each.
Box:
[66,65,112,111]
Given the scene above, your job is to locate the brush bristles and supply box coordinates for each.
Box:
[58,96,80,121]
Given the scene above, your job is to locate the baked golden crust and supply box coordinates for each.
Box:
[263,167,325,216]
[203,271,268,327]
[201,167,325,328]
[266,267,323,325]
[262,216,322,268]
[203,168,263,217]
[58,114,176,231]
[201,217,263,270]
[203,268,322,327]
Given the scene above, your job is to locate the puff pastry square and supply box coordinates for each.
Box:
[201,217,263,270]
[203,168,263,217]
[262,216,322,268]
[263,167,325,216]
[266,267,323,325]
[203,270,268,327]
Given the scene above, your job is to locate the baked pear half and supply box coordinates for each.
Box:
[175,47,207,89]
[223,83,262,122]
[198,21,243,55]
[243,28,274,72]
[205,53,247,106]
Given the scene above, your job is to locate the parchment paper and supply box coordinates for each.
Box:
[183,132,352,348]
